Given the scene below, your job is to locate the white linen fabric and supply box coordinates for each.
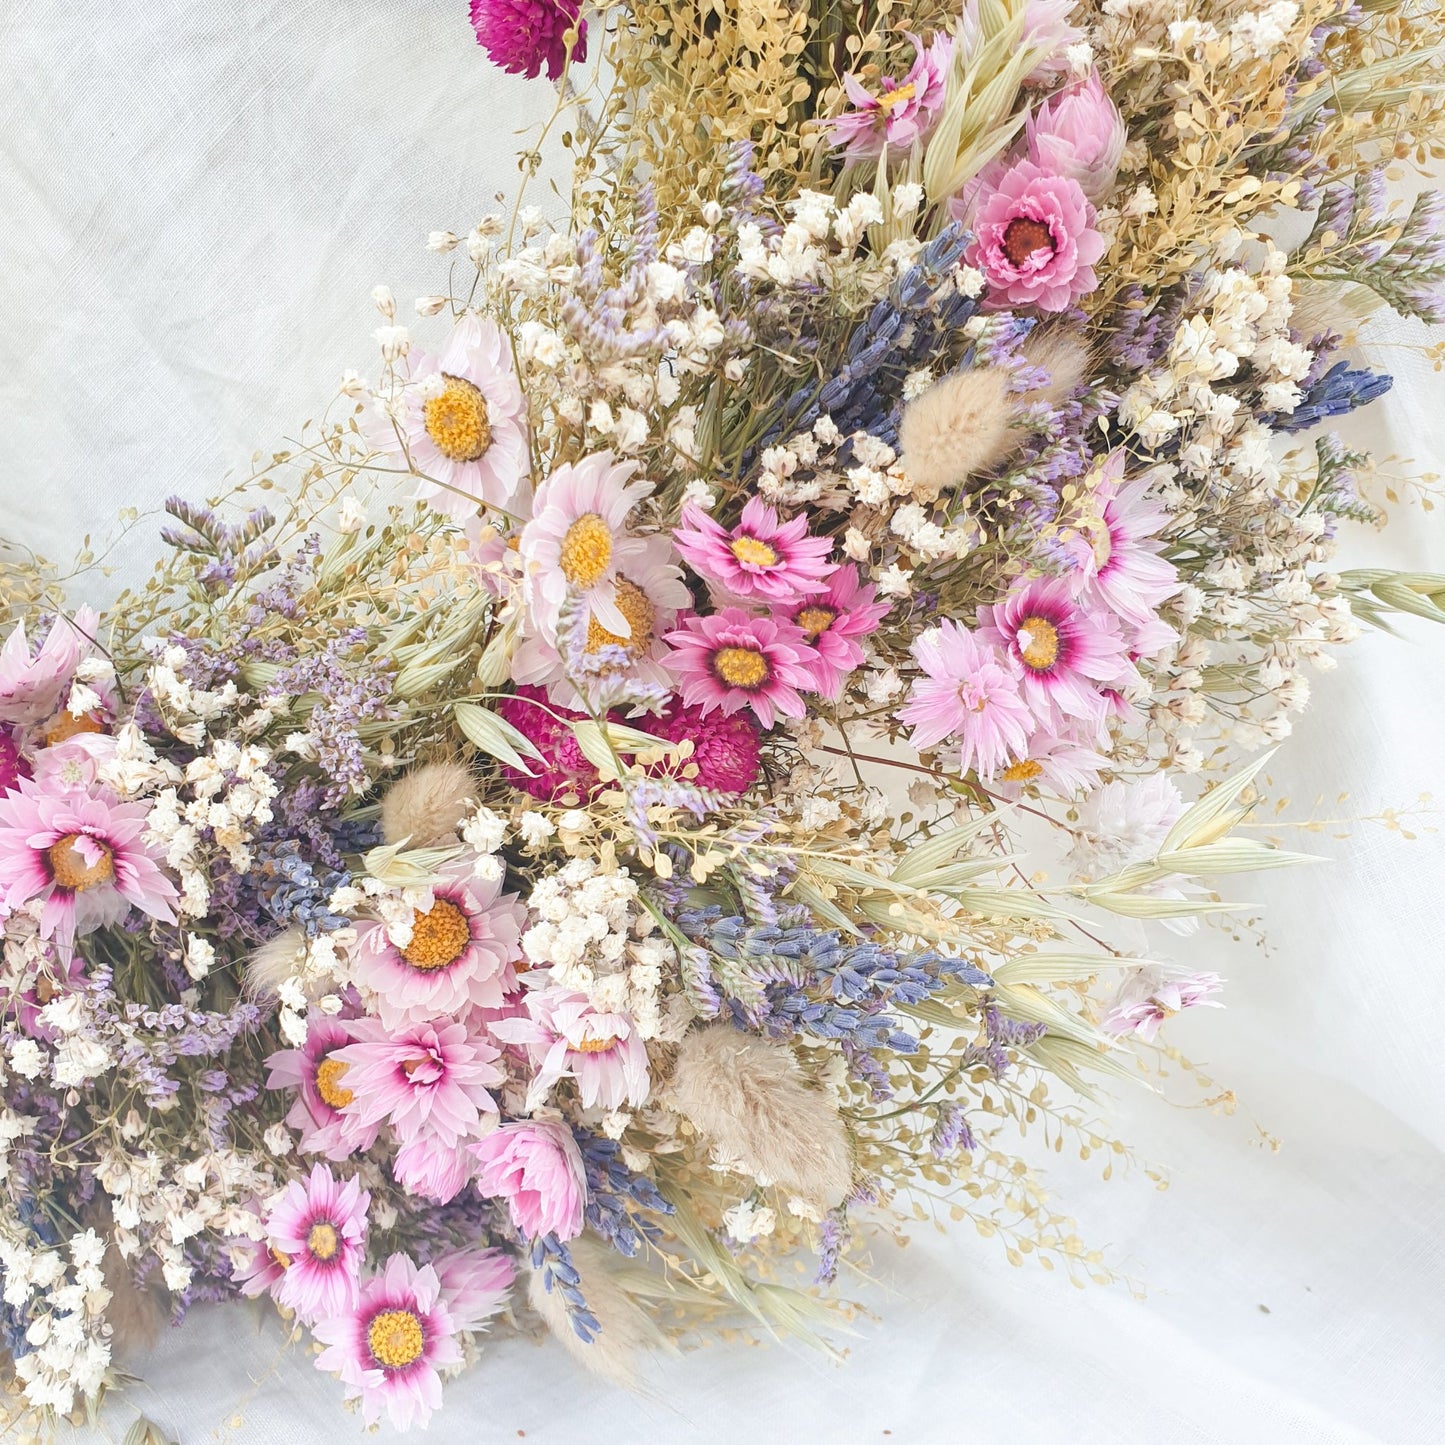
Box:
[5,3,1444,1441]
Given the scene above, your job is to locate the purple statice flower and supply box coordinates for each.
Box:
[470,0,587,81]
[929,1103,977,1158]
[161,497,277,596]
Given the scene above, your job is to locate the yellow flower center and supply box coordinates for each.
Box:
[423,374,493,462]
[559,513,614,588]
[1090,520,1114,569]
[876,82,917,114]
[796,605,837,640]
[1001,759,1044,782]
[400,899,471,971]
[43,712,105,747]
[572,1034,619,1053]
[729,535,779,568]
[585,577,656,657]
[712,646,771,691]
[47,834,114,892]
[314,1057,354,1110]
[270,1247,292,1271]
[306,1221,340,1262]
[1015,616,1060,672]
[367,1309,426,1371]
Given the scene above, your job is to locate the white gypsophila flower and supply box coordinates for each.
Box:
[722,1199,777,1246]
[9,1039,46,1079]
[263,1122,294,1156]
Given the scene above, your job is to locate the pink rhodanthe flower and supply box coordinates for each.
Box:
[30,731,116,793]
[977,576,1137,726]
[494,685,602,801]
[491,984,650,1111]
[431,1247,514,1333]
[333,1018,504,1149]
[0,779,176,952]
[992,731,1109,798]
[231,1235,290,1303]
[385,313,529,519]
[392,1134,475,1205]
[267,1016,382,1162]
[518,452,656,645]
[1026,70,1127,205]
[353,861,525,1030]
[781,563,889,700]
[664,609,818,729]
[469,0,587,83]
[963,160,1106,313]
[1101,964,1224,1042]
[672,498,836,606]
[313,1253,462,1432]
[897,622,1035,779]
[652,701,761,795]
[266,1163,370,1324]
[471,1119,587,1241]
[825,32,953,159]
[0,609,99,727]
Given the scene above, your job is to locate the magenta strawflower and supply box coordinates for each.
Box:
[962,159,1106,313]
[0,608,98,727]
[471,1119,587,1241]
[353,861,525,1030]
[824,32,953,159]
[652,701,761,795]
[664,609,818,729]
[470,0,587,83]
[431,1247,514,1333]
[267,1016,382,1163]
[0,778,176,953]
[313,1253,462,1432]
[672,497,836,606]
[266,1163,370,1325]
[781,563,889,700]
[977,576,1137,726]
[897,621,1036,779]
[333,1018,504,1149]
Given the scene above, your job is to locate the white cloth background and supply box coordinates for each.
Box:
[4,3,1444,1441]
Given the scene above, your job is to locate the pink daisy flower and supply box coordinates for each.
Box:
[313,1253,462,1432]
[0,608,99,727]
[673,498,836,607]
[470,0,587,83]
[231,1234,290,1303]
[651,701,761,795]
[31,731,116,793]
[266,1016,382,1162]
[266,1163,370,1324]
[978,576,1137,726]
[352,861,525,1030]
[490,983,650,1111]
[518,452,655,646]
[663,609,818,729]
[897,622,1035,779]
[430,1247,514,1333]
[393,1134,475,1205]
[962,159,1106,313]
[1101,964,1224,1043]
[383,313,529,520]
[824,32,953,159]
[0,779,176,953]
[471,1120,587,1242]
[333,1018,504,1149]
[780,563,889,700]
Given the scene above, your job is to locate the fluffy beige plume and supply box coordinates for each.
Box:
[897,367,1016,495]
[102,1238,168,1354]
[667,1026,852,1206]
[1019,329,1092,406]
[527,1239,667,1389]
[242,926,308,1000]
[380,761,476,849]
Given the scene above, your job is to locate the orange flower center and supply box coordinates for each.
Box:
[796,605,837,640]
[1000,758,1044,782]
[559,513,614,588]
[585,577,656,657]
[712,646,771,691]
[47,833,114,891]
[306,1221,340,1262]
[367,1309,426,1370]
[43,712,105,746]
[572,1034,619,1053]
[400,899,471,971]
[314,1056,354,1110]
[729,535,779,567]
[423,374,492,462]
[1015,617,1060,672]
[1002,217,1056,268]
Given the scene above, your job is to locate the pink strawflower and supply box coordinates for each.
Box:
[469,0,587,82]
[266,1163,370,1324]
[0,609,99,727]
[1020,0,1086,81]
[1026,70,1127,205]
[353,861,525,1030]
[977,576,1137,726]
[652,701,761,795]
[1102,964,1224,1043]
[494,685,602,801]
[780,563,889,700]
[267,1016,382,1162]
[0,779,176,953]
[897,621,1035,779]
[393,1134,475,1205]
[471,1120,587,1241]
[333,1018,504,1149]
[313,1253,462,1432]
[673,498,836,606]
[383,313,529,519]
[963,159,1106,313]
[491,984,650,1111]
[664,609,818,729]
[824,32,953,159]
[431,1247,514,1333]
